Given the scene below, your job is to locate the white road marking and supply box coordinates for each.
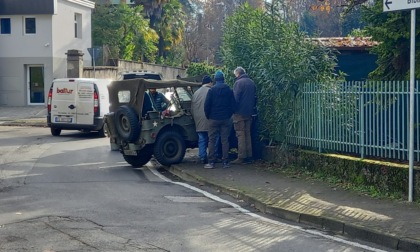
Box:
[69,162,105,167]
[148,167,388,252]
[98,164,130,169]
[164,196,214,203]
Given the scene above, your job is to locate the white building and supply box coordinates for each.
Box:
[0,0,95,106]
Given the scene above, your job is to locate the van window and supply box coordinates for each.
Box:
[118,90,130,103]
[122,73,162,80]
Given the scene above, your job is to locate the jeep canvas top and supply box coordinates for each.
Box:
[105,78,202,167]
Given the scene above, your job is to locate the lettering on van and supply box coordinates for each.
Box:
[56,88,74,94]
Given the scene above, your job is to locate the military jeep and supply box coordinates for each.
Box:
[104,78,201,167]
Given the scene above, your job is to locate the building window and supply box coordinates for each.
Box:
[0,18,11,34]
[74,13,82,38]
[25,17,36,34]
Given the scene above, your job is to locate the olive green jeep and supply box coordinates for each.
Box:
[104,78,201,167]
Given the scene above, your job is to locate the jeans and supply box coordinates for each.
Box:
[197,132,208,160]
[197,131,221,160]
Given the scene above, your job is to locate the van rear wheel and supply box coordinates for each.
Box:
[97,126,106,137]
[51,127,61,136]
[123,145,153,167]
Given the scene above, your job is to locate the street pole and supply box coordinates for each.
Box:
[408,9,415,202]
[93,48,96,78]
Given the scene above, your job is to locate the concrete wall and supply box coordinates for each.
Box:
[0,14,53,106]
[0,15,53,58]
[142,62,187,79]
[83,66,118,80]
[53,0,93,66]
[84,60,187,80]
[0,57,53,106]
[0,0,94,106]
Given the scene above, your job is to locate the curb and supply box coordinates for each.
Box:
[0,119,47,127]
[168,165,420,252]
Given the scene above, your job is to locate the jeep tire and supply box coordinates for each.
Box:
[153,130,186,166]
[115,105,140,142]
[123,145,153,167]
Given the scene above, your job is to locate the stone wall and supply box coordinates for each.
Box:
[83,66,118,79]
[83,60,187,80]
[262,146,420,201]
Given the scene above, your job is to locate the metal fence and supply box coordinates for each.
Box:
[286,81,420,161]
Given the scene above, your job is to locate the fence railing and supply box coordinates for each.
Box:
[286,81,420,161]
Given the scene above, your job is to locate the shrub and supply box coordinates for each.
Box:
[221,2,340,143]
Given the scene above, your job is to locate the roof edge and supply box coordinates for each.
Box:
[65,0,95,9]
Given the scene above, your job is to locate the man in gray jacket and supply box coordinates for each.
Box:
[191,75,213,164]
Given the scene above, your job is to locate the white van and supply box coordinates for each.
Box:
[47,78,112,137]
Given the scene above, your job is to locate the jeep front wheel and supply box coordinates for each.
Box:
[123,145,153,167]
[153,130,186,166]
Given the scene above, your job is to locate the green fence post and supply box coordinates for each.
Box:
[359,83,365,159]
[318,88,322,153]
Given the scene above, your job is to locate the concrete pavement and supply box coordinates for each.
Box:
[0,105,47,127]
[1,105,420,251]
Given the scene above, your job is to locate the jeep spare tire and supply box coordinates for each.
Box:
[153,130,186,166]
[115,105,140,142]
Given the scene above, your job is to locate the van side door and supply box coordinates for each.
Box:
[76,82,95,125]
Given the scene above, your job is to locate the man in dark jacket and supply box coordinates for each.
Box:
[231,67,257,165]
[149,88,170,112]
[204,70,236,169]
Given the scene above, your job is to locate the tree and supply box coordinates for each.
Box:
[131,0,169,27]
[221,1,338,142]
[341,6,365,36]
[92,4,158,62]
[157,0,186,58]
[132,0,187,61]
[362,0,420,80]
[182,11,206,63]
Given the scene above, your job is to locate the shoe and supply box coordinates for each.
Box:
[204,163,215,169]
[222,161,230,169]
[231,158,251,165]
[230,158,245,164]
[244,157,253,164]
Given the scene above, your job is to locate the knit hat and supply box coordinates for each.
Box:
[214,70,224,81]
[202,75,212,85]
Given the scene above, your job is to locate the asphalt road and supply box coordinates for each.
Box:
[0,126,393,251]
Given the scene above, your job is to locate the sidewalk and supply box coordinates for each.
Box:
[171,153,420,251]
[0,106,47,127]
[1,106,420,251]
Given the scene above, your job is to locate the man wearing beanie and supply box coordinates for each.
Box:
[203,70,236,169]
[191,75,213,164]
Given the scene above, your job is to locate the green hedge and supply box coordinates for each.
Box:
[221,2,341,143]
